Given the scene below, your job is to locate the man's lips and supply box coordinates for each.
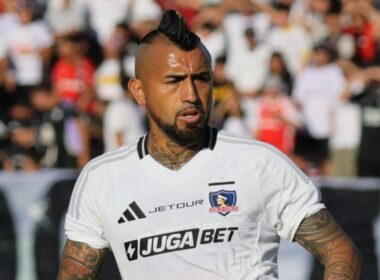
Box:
[177,107,203,124]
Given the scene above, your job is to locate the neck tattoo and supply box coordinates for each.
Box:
[148,133,205,171]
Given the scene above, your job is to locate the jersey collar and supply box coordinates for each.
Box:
[137,126,218,160]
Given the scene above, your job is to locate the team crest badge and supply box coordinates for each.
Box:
[209,190,238,216]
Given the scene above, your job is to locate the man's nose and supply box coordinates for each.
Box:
[182,78,198,103]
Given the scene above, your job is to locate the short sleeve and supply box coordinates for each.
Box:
[34,21,54,49]
[258,147,325,241]
[65,165,110,248]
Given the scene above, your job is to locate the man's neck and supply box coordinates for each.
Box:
[147,129,207,171]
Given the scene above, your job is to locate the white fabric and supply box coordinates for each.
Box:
[94,58,124,101]
[0,13,19,38]
[267,25,312,75]
[85,0,131,44]
[5,20,53,85]
[198,29,226,68]
[103,98,145,151]
[85,0,160,45]
[65,131,324,280]
[223,12,271,61]
[45,0,87,35]
[293,63,346,138]
[128,0,161,23]
[330,103,361,149]
[223,117,250,138]
[226,44,271,94]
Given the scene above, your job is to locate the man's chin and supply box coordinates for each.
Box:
[171,125,205,145]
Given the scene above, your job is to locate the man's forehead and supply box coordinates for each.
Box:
[136,39,211,77]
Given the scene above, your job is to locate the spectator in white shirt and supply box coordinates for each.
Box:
[45,0,87,36]
[292,42,346,175]
[5,2,53,103]
[267,3,312,76]
[103,91,146,152]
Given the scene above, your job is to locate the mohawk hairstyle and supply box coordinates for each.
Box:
[140,9,200,50]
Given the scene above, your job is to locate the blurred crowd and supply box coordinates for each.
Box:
[0,0,380,178]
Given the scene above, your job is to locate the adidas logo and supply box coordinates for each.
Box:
[118,201,146,223]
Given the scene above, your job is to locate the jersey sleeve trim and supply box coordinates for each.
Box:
[65,215,110,249]
[287,204,326,242]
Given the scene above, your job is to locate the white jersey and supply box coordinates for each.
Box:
[65,128,324,280]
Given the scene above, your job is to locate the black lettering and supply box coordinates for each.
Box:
[140,229,199,257]
[214,228,227,243]
[177,203,186,209]
[148,207,158,213]
[227,227,239,241]
[196,199,203,205]
[200,229,214,244]
[186,201,195,207]
[158,206,165,212]
[167,204,175,210]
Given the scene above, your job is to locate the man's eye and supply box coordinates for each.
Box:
[197,75,211,82]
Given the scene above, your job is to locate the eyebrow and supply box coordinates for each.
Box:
[164,71,211,80]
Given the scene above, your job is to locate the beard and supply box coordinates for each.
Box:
[147,105,210,146]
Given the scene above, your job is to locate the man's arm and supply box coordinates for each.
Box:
[295,209,362,279]
[57,240,108,280]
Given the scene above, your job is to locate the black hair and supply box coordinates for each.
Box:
[273,2,291,12]
[215,55,227,65]
[62,32,84,44]
[244,27,255,38]
[140,9,200,50]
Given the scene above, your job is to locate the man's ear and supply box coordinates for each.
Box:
[128,78,146,106]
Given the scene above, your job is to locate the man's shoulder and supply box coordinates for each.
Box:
[84,139,140,174]
[216,130,281,157]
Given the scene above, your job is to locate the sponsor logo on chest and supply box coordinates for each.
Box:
[124,226,239,261]
[148,199,203,214]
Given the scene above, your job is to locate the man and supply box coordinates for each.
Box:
[58,10,361,279]
[292,42,346,175]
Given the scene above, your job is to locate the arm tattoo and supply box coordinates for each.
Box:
[57,240,108,280]
[295,210,361,279]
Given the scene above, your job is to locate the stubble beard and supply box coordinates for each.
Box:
[147,106,209,147]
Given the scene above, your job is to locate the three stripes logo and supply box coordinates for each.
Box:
[118,201,146,224]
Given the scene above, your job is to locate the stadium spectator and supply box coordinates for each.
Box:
[267,2,313,75]
[341,1,380,67]
[86,0,160,45]
[323,10,356,60]
[222,0,271,58]
[4,1,53,104]
[292,42,346,175]
[51,33,96,114]
[225,27,271,97]
[252,76,300,156]
[193,4,226,67]
[289,0,334,43]
[94,33,126,102]
[155,0,203,26]
[44,0,87,37]
[209,55,248,136]
[268,52,293,95]
[30,86,90,169]
[103,89,146,152]
[2,119,42,171]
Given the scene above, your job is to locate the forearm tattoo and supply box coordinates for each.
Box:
[295,210,361,279]
[57,240,107,280]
